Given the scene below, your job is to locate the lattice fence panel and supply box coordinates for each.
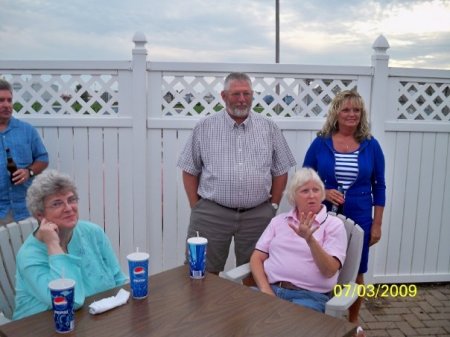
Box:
[396,81,450,121]
[3,74,119,116]
[161,74,357,118]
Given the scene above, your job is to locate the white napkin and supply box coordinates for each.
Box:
[88,288,130,315]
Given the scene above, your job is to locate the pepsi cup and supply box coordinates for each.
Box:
[127,252,149,299]
[187,237,208,279]
[48,278,75,334]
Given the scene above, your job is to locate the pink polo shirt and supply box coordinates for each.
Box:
[255,205,347,293]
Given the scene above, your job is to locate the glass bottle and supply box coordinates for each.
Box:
[331,183,344,214]
[6,148,18,183]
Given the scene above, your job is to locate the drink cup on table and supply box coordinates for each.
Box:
[48,278,75,334]
[187,235,208,279]
[127,251,150,299]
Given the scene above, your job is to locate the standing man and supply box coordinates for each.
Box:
[178,72,296,274]
[0,79,49,226]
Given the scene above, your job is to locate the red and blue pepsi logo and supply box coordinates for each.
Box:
[133,266,145,276]
[53,296,68,309]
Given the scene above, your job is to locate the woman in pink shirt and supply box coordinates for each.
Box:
[250,167,347,313]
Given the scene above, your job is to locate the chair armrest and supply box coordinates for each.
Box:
[325,282,359,317]
[222,263,251,282]
[0,312,11,325]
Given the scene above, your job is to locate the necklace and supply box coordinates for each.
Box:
[334,134,355,153]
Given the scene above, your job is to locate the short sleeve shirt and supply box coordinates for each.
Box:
[177,111,296,208]
[0,117,49,220]
[255,206,347,293]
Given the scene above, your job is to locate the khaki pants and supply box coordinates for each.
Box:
[187,199,275,273]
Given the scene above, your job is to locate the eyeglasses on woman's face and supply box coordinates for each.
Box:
[45,195,79,210]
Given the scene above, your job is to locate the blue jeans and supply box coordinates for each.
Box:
[270,285,330,313]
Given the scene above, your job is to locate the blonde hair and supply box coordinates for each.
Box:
[318,90,371,142]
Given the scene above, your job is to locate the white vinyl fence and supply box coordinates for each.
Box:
[1,33,449,284]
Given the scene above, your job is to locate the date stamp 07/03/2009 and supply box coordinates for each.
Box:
[333,284,418,298]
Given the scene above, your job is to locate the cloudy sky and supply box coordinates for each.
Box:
[1,0,450,69]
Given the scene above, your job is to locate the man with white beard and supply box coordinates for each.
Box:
[178,72,296,279]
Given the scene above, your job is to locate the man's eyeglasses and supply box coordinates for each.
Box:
[45,196,79,210]
[230,91,252,98]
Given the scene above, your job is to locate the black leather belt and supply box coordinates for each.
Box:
[215,202,262,213]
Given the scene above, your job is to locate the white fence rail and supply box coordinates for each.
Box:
[1,33,449,283]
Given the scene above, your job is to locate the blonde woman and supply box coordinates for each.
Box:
[303,90,385,334]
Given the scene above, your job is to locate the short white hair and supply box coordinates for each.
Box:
[285,168,326,206]
[223,72,252,91]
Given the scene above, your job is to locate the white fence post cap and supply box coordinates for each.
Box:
[372,35,390,54]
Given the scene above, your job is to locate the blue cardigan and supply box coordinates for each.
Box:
[303,136,386,227]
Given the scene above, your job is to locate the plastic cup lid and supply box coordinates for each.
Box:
[187,237,208,245]
[127,252,149,261]
[48,278,75,290]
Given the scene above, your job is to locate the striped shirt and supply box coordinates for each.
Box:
[334,151,359,192]
[177,111,296,208]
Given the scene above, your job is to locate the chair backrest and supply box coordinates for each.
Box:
[332,213,364,285]
[0,218,38,320]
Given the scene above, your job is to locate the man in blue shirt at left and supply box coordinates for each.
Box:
[0,78,49,226]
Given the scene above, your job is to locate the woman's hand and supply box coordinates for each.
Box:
[290,211,340,277]
[325,188,345,206]
[35,218,64,255]
[370,206,384,246]
[370,225,381,246]
[259,285,276,296]
[289,211,319,243]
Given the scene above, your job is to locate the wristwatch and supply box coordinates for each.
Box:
[271,203,279,210]
[27,168,35,177]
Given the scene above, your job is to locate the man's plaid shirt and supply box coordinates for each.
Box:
[177,111,296,208]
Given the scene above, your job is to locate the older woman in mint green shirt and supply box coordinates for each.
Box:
[13,170,127,320]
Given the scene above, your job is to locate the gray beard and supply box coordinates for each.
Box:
[229,106,250,118]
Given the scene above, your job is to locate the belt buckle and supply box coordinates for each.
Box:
[284,282,295,290]
[280,281,299,291]
[275,281,287,289]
